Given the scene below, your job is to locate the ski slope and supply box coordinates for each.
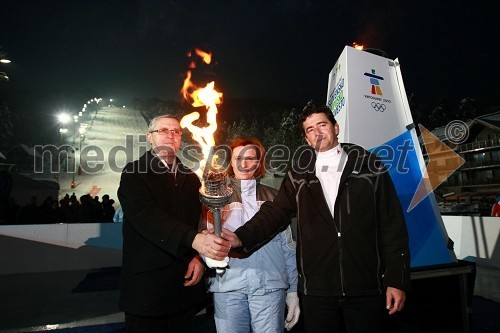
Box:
[57,106,148,205]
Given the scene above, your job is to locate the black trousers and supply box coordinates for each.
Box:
[124,306,197,333]
[301,294,385,333]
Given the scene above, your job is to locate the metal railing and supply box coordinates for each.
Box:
[442,178,500,187]
[461,160,500,169]
[459,138,500,152]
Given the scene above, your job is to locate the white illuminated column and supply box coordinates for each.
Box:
[326,46,457,267]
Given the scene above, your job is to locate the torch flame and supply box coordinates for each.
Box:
[194,48,212,64]
[180,49,223,179]
[353,42,364,50]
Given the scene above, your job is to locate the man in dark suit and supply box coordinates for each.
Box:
[118,114,230,332]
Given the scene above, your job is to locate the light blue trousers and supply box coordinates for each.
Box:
[213,289,286,333]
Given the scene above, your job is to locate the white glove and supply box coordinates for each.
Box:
[204,256,229,269]
[285,291,300,331]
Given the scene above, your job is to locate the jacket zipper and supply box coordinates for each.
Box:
[338,231,345,296]
[346,182,351,214]
[401,252,407,287]
[338,208,345,296]
[337,178,351,296]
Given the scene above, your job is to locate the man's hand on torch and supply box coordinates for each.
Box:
[203,227,242,248]
[192,232,230,260]
[221,228,242,248]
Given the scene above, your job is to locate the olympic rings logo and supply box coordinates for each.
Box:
[371,102,386,112]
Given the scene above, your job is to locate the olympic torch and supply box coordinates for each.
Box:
[180,49,232,275]
[198,164,232,275]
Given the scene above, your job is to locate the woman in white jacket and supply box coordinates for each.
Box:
[201,137,300,333]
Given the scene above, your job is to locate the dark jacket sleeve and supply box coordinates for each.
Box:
[377,169,411,291]
[235,172,297,253]
[118,163,198,258]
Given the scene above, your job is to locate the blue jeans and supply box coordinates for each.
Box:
[301,294,385,333]
[213,289,286,333]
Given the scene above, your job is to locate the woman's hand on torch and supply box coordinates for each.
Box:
[192,233,230,261]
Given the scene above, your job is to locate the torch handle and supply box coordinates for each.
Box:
[212,208,223,237]
[211,208,226,275]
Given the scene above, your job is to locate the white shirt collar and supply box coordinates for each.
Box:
[317,144,342,159]
[160,158,176,171]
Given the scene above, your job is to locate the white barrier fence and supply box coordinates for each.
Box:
[0,223,122,275]
[442,216,500,269]
[0,216,499,275]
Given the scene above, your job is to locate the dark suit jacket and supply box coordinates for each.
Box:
[117,150,206,316]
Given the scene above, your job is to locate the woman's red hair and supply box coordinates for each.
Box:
[227,137,266,178]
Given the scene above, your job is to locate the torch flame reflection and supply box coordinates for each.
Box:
[180,49,223,179]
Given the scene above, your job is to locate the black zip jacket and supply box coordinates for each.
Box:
[235,144,410,296]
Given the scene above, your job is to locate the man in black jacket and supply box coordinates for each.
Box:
[118,114,230,332]
[223,101,411,333]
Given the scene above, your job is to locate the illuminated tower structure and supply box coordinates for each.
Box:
[326,46,457,267]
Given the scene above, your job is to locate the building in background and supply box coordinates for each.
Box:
[426,111,500,215]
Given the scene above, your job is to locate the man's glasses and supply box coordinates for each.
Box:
[149,128,182,136]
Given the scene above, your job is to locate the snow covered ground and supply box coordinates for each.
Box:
[57,106,148,206]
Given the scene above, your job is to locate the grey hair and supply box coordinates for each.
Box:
[148,114,180,131]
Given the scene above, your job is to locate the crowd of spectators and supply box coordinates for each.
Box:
[2,193,117,225]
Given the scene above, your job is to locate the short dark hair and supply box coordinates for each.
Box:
[298,100,337,135]
[148,114,180,131]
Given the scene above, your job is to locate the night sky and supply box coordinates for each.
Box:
[1,0,498,112]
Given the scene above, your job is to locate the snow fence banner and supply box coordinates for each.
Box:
[326,45,456,267]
